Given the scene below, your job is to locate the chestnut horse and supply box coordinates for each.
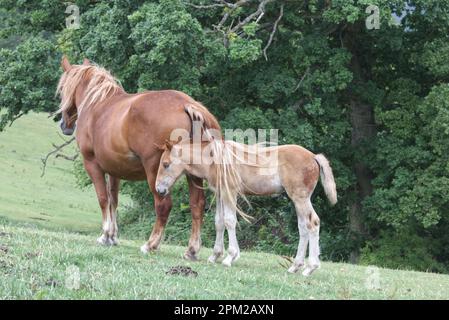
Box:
[55,56,220,260]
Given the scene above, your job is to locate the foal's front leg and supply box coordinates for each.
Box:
[208,202,225,263]
[222,202,240,267]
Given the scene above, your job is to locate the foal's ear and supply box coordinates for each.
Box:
[165,140,174,151]
[153,143,166,151]
[82,58,90,66]
[61,55,72,72]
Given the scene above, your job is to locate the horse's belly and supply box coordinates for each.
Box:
[96,151,146,181]
[243,173,283,195]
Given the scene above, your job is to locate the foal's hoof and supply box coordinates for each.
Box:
[222,260,232,267]
[207,255,218,264]
[302,264,320,277]
[140,244,151,254]
[287,264,303,274]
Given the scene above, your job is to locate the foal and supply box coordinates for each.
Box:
[155,139,337,276]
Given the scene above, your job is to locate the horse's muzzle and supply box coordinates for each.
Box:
[156,185,168,197]
[60,119,75,136]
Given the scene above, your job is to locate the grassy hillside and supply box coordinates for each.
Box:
[1,223,449,299]
[0,113,105,233]
[1,113,449,299]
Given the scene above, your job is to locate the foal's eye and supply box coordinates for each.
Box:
[163,162,170,169]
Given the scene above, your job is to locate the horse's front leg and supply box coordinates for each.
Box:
[208,201,225,263]
[222,200,240,267]
[83,160,117,246]
[185,175,205,261]
[140,171,173,254]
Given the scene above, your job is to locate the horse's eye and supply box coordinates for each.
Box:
[163,162,170,169]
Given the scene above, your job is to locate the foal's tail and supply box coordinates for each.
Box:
[315,154,337,206]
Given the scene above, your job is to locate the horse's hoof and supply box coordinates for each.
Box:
[97,235,111,246]
[287,266,299,274]
[302,264,319,277]
[184,252,198,261]
[222,258,232,267]
[140,244,150,254]
[208,255,217,264]
[109,237,119,246]
[287,263,303,274]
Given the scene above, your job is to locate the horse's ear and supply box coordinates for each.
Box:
[61,55,72,72]
[82,58,90,66]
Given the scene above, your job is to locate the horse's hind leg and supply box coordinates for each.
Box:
[222,202,240,267]
[294,198,321,276]
[106,175,120,245]
[303,205,320,276]
[288,197,321,276]
[185,175,205,261]
[287,198,309,273]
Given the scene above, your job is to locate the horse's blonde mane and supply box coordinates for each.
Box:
[56,64,123,116]
[208,139,253,222]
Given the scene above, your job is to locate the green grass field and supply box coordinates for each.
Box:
[0,113,101,233]
[1,113,449,299]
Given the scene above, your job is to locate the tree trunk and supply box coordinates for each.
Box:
[344,25,376,263]
[349,99,375,263]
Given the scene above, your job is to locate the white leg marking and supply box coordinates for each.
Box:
[140,243,150,254]
[303,203,320,277]
[208,203,225,263]
[288,215,309,273]
[222,202,240,267]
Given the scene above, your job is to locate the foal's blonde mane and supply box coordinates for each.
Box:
[56,64,123,116]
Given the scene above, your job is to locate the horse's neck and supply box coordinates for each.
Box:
[186,162,210,180]
[76,81,125,117]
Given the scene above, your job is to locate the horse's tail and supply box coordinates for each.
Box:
[184,103,221,140]
[315,154,337,206]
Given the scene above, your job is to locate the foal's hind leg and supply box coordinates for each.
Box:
[287,199,309,273]
[222,202,240,267]
[288,197,321,276]
[302,203,320,276]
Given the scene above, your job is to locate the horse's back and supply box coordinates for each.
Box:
[81,90,210,180]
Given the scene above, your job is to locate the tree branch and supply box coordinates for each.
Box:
[230,0,272,34]
[55,153,79,161]
[41,137,76,177]
[8,112,25,127]
[294,67,310,92]
[263,4,284,61]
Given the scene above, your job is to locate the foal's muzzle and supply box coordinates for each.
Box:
[156,185,168,197]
